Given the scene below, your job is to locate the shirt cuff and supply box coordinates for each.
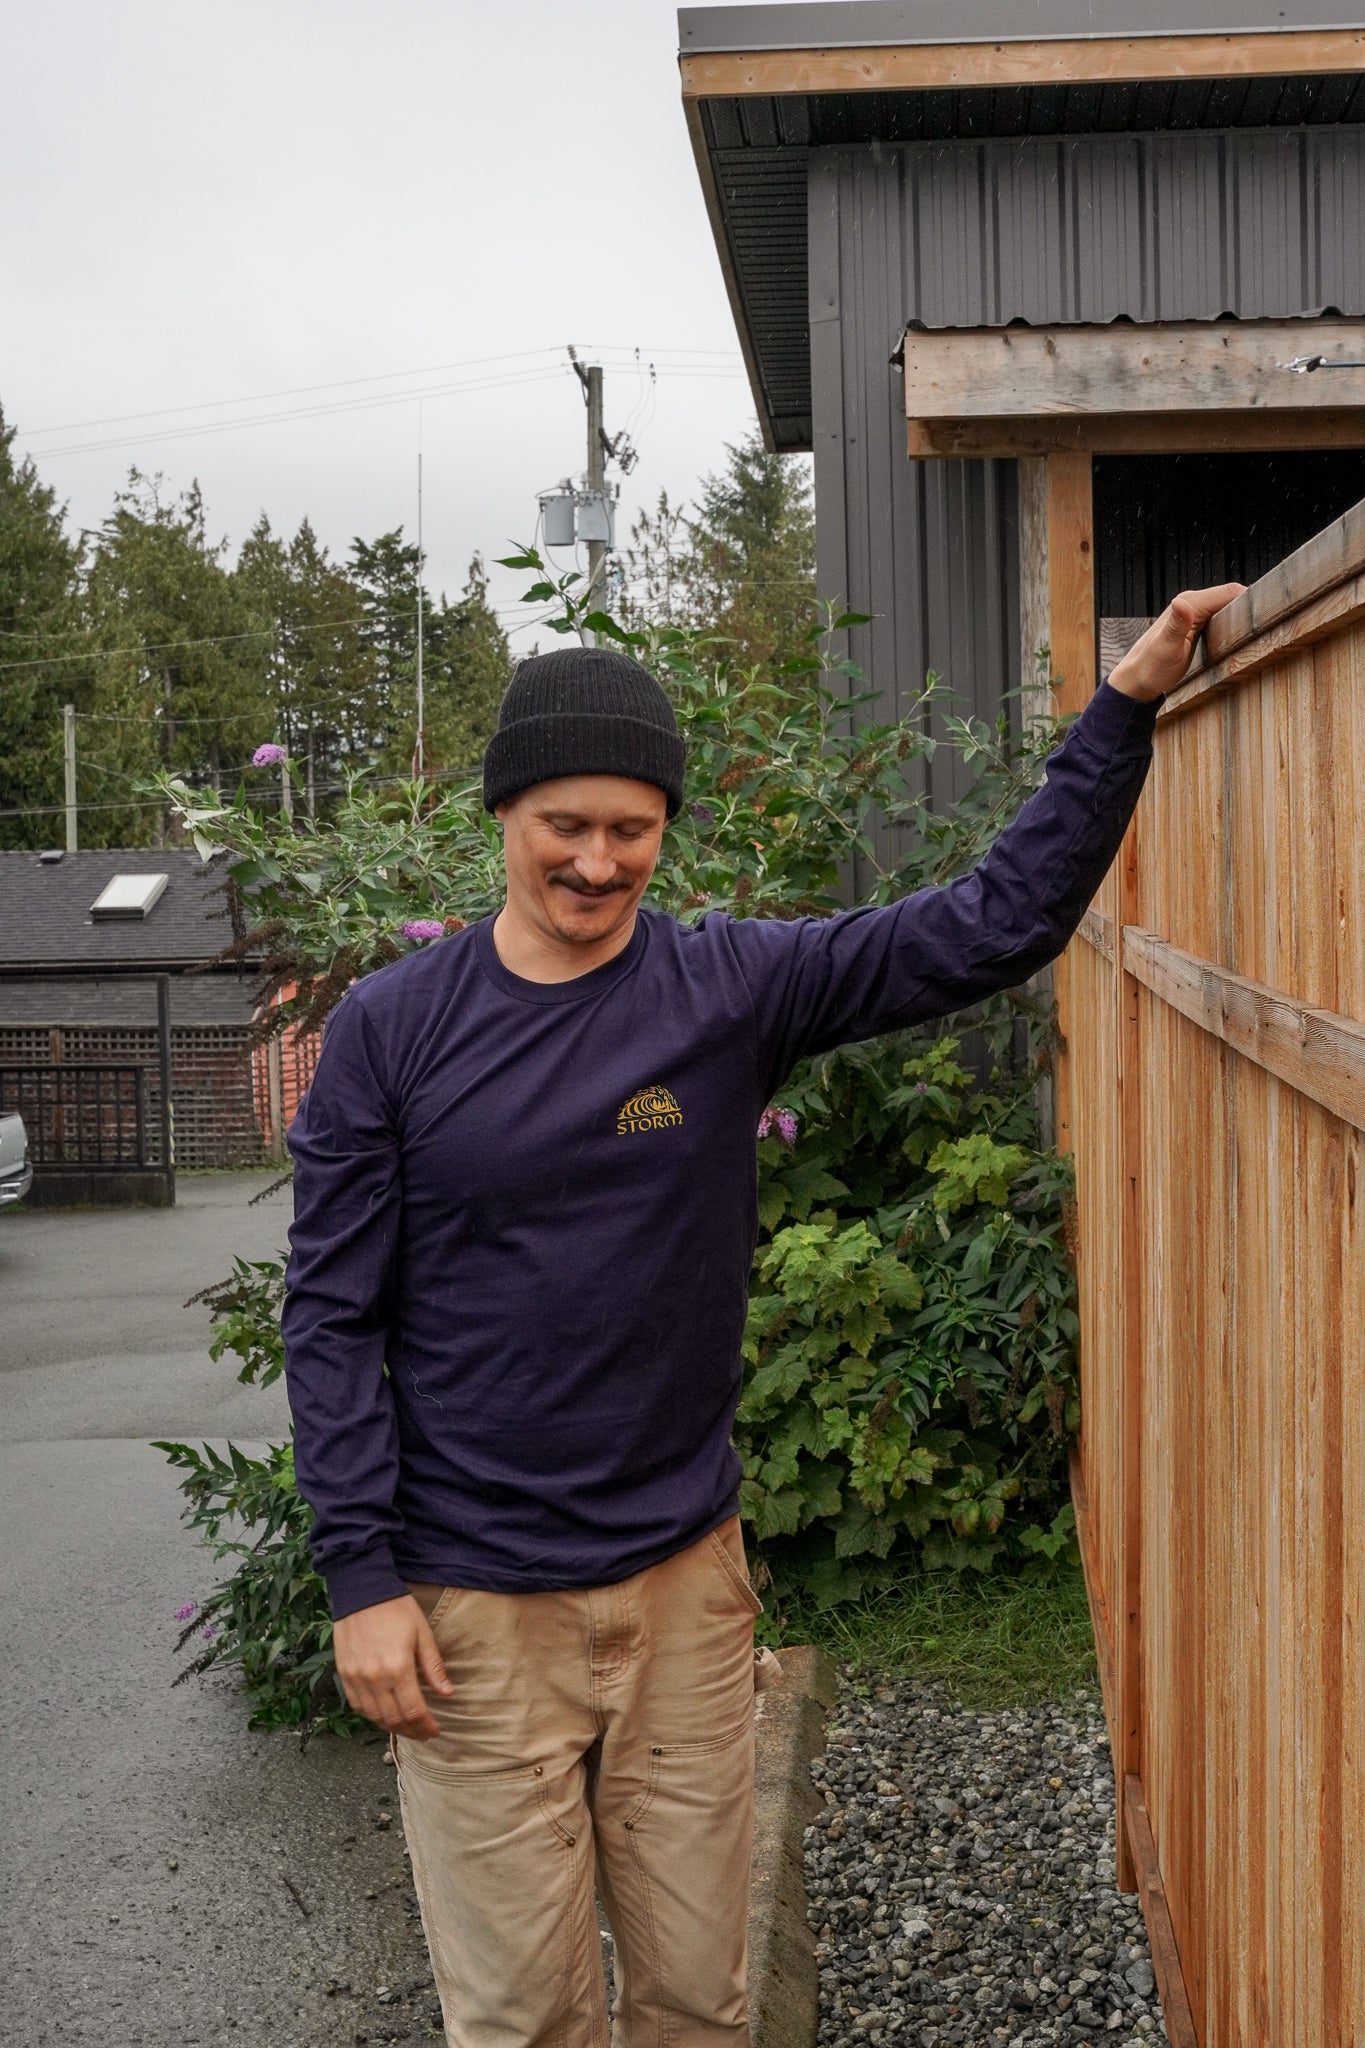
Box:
[323,1545,411,1622]
[1089,675,1162,738]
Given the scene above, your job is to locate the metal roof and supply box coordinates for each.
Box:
[680,3,1365,52]
[681,3,1365,447]
[0,849,237,971]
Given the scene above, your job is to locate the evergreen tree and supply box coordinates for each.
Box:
[237,515,378,811]
[83,473,272,843]
[625,428,817,675]
[0,407,86,850]
[350,531,509,779]
[424,555,510,774]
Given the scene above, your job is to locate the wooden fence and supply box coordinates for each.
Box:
[1059,497,1365,2046]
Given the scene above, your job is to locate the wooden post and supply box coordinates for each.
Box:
[266,1033,287,1165]
[156,973,176,1207]
[1115,816,1144,1893]
[1041,452,1095,1159]
[1045,450,1096,720]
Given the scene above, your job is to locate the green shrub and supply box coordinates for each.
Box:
[157,564,1080,1732]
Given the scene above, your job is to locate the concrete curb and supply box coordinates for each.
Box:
[748,1645,839,2048]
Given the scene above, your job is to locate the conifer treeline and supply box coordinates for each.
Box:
[0,408,816,849]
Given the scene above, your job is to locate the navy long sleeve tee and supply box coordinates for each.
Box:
[283,680,1157,1619]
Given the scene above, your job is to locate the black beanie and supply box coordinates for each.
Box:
[482,646,686,819]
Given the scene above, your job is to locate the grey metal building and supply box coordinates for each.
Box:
[679,1,1365,824]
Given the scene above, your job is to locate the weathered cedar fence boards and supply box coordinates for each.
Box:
[1060,497,1365,2047]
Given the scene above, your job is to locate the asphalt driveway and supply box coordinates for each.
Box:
[0,1174,441,2047]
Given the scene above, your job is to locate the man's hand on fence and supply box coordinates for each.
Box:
[333,1593,456,1740]
[1107,582,1246,703]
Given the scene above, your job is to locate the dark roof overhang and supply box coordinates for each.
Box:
[679,2,1365,449]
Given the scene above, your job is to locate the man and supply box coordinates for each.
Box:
[282,584,1238,2048]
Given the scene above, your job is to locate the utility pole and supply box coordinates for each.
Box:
[584,363,606,612]
[63,704,77,852]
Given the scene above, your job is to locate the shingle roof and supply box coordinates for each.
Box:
[0,849,237,969]
[0,973,258,1028]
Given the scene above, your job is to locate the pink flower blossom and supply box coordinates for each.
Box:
[174,1602,196,1622]
[252,742,287,767]
[201,1623,217,1640]
[757,1106,798,1147]
[402,919,446,943]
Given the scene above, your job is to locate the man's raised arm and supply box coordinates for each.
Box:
[727,583,1243,1091]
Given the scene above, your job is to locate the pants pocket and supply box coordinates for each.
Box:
[705,1521,765,1617]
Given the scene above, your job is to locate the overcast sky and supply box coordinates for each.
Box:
[3,1,788,644]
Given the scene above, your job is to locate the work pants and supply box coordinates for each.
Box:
[394,1516,763,2048]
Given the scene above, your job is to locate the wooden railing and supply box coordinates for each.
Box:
[1059,495,1365,2047]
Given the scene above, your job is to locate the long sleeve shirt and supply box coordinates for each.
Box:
[282,680,1157,1618]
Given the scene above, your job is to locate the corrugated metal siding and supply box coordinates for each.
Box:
[870,125,1365,328]
[810,153,1019,883]
[725,120,1365,443]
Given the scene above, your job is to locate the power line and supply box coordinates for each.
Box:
[0,607,418,675]
[0,759,486,822]
[24,358,747,464]
[19,343,744,441]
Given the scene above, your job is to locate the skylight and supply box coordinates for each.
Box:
[89,873,169,920]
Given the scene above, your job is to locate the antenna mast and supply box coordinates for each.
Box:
[415,412,425,778]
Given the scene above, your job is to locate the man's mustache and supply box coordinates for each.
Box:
[548,870,631,898]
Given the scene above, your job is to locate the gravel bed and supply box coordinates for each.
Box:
[805,1680,1168,2048]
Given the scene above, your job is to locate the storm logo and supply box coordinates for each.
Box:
[617,1085,684,1136]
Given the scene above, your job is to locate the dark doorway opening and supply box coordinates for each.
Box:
[1093,451,1365,618]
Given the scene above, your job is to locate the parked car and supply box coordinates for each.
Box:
[0,1109,33,1206]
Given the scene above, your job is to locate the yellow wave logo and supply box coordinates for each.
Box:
[617,1085,683,1136]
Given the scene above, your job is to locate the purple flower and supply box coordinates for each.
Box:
[757,1106,798,1147]
[402,919,446,943]
[252,742,287,767]
[174,1602,196,1622]
[689,802,716,827]
[201,1623,217,1641]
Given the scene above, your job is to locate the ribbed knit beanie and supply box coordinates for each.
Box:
[482,645,686,819]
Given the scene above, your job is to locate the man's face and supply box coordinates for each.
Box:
[496,774,668,948]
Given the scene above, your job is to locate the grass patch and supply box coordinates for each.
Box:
[774,1564,1098,1709]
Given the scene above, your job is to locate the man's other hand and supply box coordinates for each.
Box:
[333,1594,455,1740]
[1107,583,1247,704]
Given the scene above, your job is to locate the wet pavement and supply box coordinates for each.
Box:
[1,1174,441,2046]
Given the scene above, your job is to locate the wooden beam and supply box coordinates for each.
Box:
[1123,1776,1200,2048]
[680,31,1365,99]
[907,409,1365,459]
[1078,907,1115,962]
[1123,927,1365,1132]
[902,320,1365,424]
[1047,452,1095,720]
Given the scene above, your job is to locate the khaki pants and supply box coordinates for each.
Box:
[394,1517,763,2048]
